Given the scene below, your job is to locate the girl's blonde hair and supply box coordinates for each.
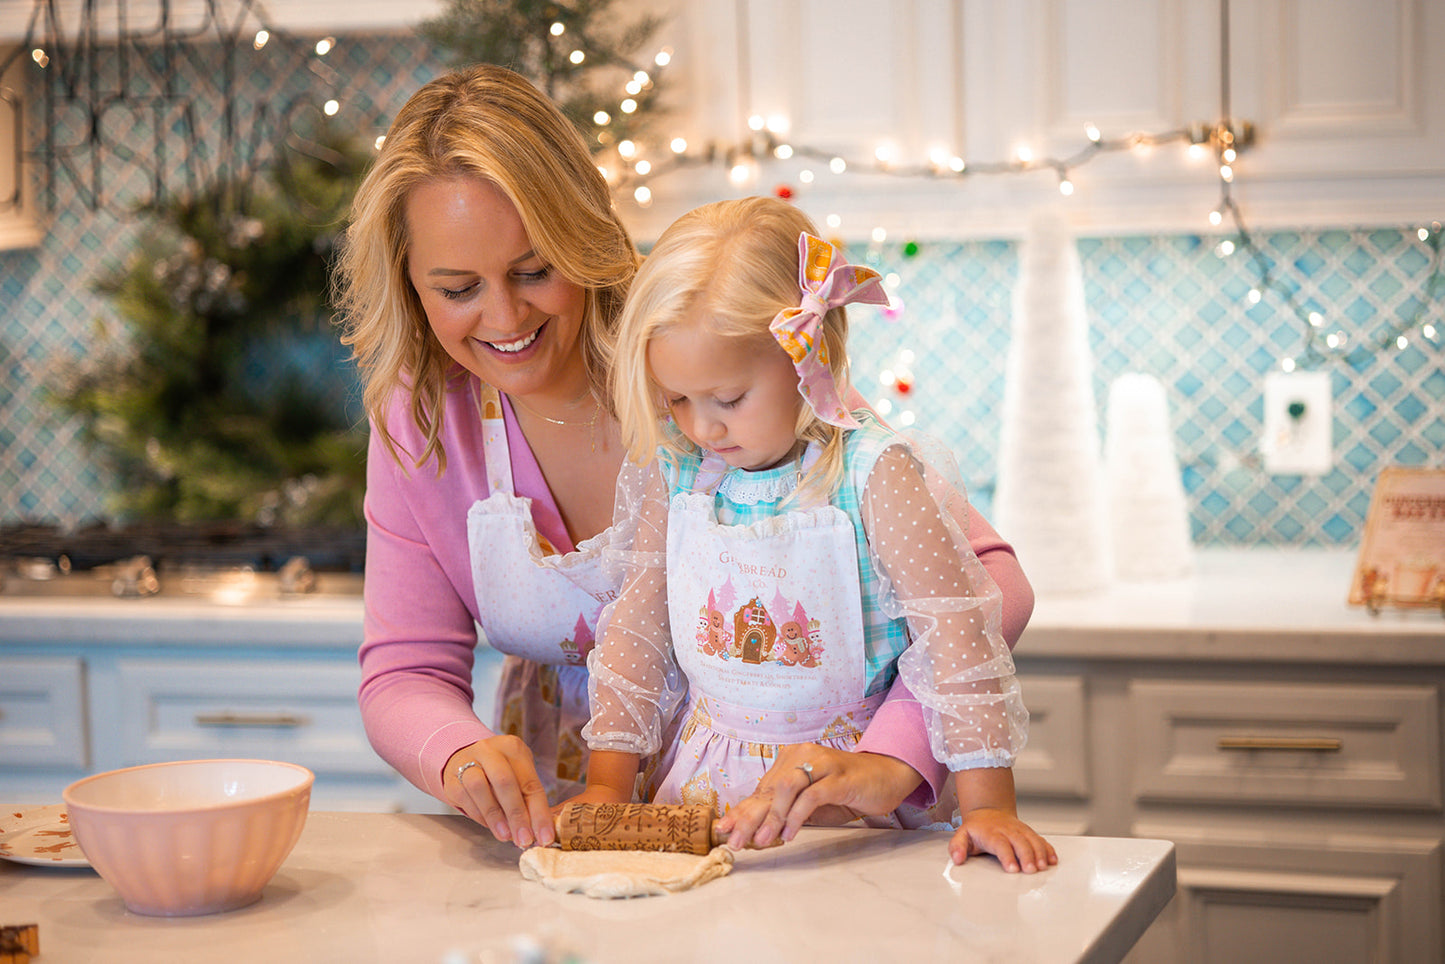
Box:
[610,196,854,498]
[334,64,640,471]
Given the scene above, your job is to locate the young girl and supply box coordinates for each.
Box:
[580,197,1054,872]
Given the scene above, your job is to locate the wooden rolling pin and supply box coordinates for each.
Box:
[554,802,721,855]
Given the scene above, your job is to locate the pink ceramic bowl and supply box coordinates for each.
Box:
[63,759,313,917]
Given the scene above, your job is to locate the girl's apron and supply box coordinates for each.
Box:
[465,385,616,799]
[646,452,891,819]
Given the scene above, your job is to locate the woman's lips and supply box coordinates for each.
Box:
[485,327,541,353]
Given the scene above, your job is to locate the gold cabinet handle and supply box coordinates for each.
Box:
[1217,736,1343,752]
[194,711,308,728]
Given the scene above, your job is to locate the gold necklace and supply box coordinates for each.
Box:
[507,391,602,452]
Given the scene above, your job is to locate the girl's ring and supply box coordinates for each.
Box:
[456,760,481,782]
[797,762,815,785]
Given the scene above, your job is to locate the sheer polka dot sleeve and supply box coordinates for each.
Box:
[582,459,686,756]
[861,442,1027,771]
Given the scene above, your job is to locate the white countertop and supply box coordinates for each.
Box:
[1021,548,1445,665]
[0,811,1175,964]
[4,548,1439,660]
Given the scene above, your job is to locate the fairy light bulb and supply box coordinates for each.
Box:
[670,137,688,154]
[1085,123,1101,143]
[1308,312,1324,327]
[773,144,793,160]
[1219,164,1234,182]
[633,186,652,206]
[621,98,637,114]
[654,49,672,67]
[799,170,815,184]
[550,22,565,36]
[253,29,269,49]
[625,80,642,95]
[570,50,586,64]
[1397,334,1409,350]
[323,99,339,116]
[876,398,894,417]
[1222,147,1237,163]
[826,214,842,229]
[1423,323,1438,340]
[1015,145,1034,165]
[1058,176,1074,196]
[31,47,48,67]
[1188,143,1207,161]
[871,226,887,243]
[593,111,610,125]
[373,134,386,151]
[634,159,651,175]
[1281,357,1297,372]
[949,156,965,173]
[634,70,650,85]
[1419,227,1431,241]
[1208,209,1223,226]
[829,157,847,174]
[748,115,765,132]
[315,37,334,56]
[1217,239,1236,257]
[875,143,895,166]
[1247,288,1262,304]
[766,115,789,134]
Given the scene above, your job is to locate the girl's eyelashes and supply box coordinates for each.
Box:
[718,395,743,409]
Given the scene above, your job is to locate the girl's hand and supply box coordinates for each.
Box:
[444,736,555,849]
[716,744,923,850]
[949,807,1057,873]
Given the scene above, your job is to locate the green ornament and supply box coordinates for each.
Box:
[903,240,919,258]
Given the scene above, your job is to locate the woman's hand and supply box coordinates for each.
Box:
[444,736,555,849]
[948,807,1058,873]
[715,744,924,850]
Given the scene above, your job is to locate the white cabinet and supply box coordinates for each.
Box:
[627,0,1445,240]
[0,50,41,250]
[0,600,454,813]
[1012,551,1445,964]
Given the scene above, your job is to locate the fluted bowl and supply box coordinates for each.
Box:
[63,759,313,917]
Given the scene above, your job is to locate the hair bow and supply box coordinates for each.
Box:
[769,233,888,429]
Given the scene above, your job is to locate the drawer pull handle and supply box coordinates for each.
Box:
[1217,736,1342,752]
[194,711,308,728]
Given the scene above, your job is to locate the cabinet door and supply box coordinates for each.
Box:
[114,659,389,774]
[0,656,86,768]
[1129,830,1443,964]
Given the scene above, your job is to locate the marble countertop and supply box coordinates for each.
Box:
[1021,548,1445,665]
[0,811,1175,964]
[4,548,1439,660]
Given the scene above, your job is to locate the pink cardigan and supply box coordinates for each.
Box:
[358,378,1035,804]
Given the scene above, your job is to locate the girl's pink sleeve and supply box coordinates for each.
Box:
[357,427,490,801]
[853,502,1033,809]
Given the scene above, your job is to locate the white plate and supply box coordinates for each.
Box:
[0,803,90,867]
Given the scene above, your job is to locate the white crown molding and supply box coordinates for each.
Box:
[0,1,445,43]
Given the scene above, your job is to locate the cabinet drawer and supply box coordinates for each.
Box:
[1130,680,1441,810]
[115,659,388,775]
[1014,674,1090,798]
[0,656,87,768]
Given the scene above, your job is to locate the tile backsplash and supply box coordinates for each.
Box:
[1,34,1440,547]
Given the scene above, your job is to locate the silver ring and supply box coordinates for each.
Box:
[797,762,815,785]
[456,760,480,782]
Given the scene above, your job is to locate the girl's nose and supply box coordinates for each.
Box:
[693,409,726,442]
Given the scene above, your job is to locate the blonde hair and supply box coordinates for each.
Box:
[334,64,639,471]
[610,196,853,499]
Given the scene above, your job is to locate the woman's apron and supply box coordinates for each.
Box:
[646,453,891,819]
[465,385,616,799]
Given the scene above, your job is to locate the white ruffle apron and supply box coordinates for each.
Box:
[646,453,886,818]
[466,384,614,797]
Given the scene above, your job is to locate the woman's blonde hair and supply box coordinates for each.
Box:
[610,196,853,498]
[334,64,639,471]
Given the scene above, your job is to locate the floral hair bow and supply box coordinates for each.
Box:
[769,233,889,429]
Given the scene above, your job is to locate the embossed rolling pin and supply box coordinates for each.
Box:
[554,802,725,854]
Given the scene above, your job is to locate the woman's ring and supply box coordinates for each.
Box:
[797,762,815,786]
[456,760,480,782]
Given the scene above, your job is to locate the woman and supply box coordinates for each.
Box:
[333,64,1034,851]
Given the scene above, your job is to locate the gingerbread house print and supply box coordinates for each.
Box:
[732,597,776,664]
[559,613,595,666]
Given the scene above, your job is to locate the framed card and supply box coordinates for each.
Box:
[1348,466,1445,609]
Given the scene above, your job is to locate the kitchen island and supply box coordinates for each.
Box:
[0,810,1174,963]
